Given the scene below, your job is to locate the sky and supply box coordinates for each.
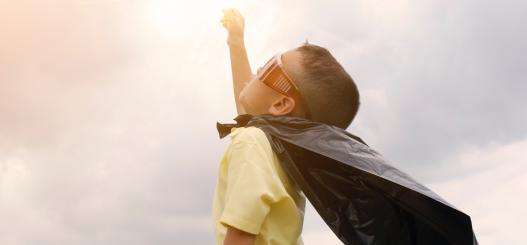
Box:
[0,0,526,244]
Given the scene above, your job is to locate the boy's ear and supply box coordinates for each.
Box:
[269,96,296,116]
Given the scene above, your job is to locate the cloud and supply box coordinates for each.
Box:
[429,138,527,245]
[0,1,226,243]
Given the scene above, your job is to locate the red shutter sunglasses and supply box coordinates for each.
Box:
[256,53,312,120]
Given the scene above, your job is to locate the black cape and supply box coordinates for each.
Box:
[217,114,478,245]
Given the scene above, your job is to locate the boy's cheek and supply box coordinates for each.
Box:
[238,88,247,104]
[239,89,255,112]
[239,82,256,104]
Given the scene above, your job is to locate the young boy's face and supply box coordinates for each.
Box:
[239,49,304,116]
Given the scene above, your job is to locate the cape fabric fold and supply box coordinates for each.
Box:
[217,114,478,245]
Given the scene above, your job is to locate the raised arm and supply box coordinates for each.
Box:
[221,8,253,115]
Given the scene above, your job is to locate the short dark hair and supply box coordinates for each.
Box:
[295,42,360,129]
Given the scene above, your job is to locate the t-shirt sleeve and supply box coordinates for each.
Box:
[219,130,284,235]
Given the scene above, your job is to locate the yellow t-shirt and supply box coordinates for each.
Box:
[212,126,306,245]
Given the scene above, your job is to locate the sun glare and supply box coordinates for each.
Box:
[146,0,242,37]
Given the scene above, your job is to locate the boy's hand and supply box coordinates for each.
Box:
[221,8,245,47]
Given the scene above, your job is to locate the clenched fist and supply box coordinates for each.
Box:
[221,8,245,47]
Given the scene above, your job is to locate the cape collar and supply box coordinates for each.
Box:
[216,114,255,139]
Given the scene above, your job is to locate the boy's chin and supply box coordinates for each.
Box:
[242,106,269,116]
[247,111,269,116]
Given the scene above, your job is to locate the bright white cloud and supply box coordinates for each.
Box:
[430,139,527,245]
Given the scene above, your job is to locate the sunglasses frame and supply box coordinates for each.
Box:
[257,53,312,120]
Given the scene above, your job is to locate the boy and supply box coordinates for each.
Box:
[212,9,360,245]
